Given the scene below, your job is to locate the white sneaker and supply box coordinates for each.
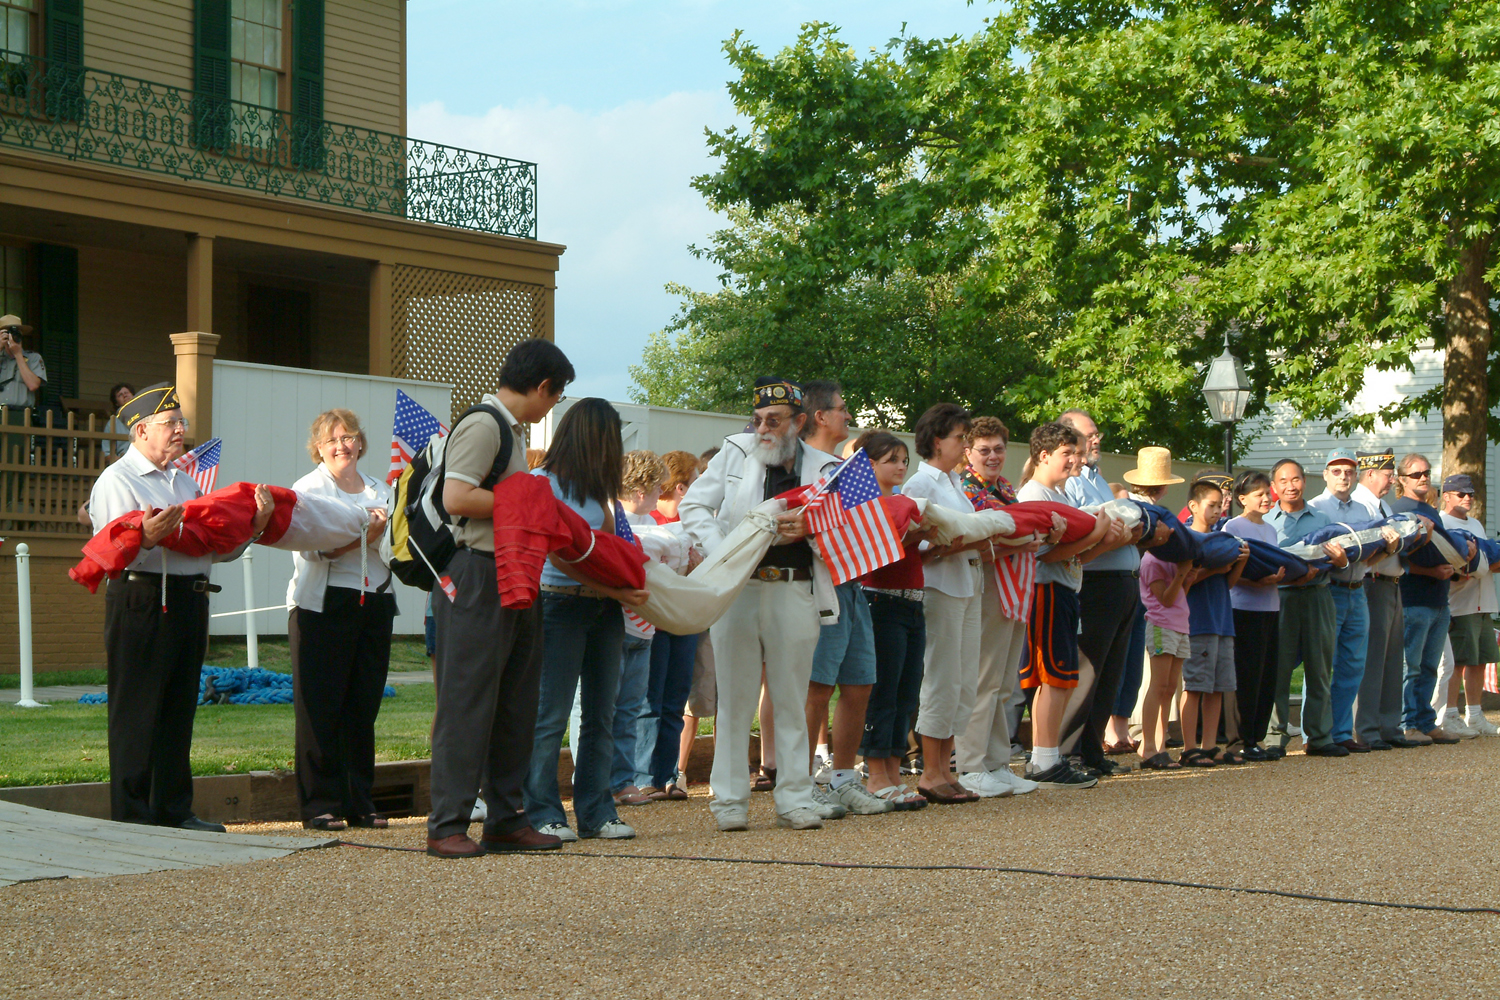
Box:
[957,771,1014,799]
[812,756,833,785]
[581,819,635,840]
[1286,723,1303,739]
[715,808,749,832]
[776,807,824,830]
[536,822,578,843]
[832,779,895,814]
[1466,714,1500,736]
[470,796,488,822]
[1444,715,1479,739]
[810,783,849,820]
[989,768,1039,795]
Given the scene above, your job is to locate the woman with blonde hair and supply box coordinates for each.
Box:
[287,408,394,830]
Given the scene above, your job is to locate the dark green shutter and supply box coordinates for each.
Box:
[36,244,79,408]
[193,0,231,150]
[44,0,85,121]
[290,0,326,169]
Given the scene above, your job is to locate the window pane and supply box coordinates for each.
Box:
[263,25,279,68]
[259,67,276,109]
[269,0,281,29]
[4,246,23,287]
[245,22,262,67]
[232,0,244,19]
[230,15,244,60]
[244,0,261,24]
[229,62,242,103]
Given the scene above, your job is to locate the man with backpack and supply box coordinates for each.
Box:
[424,339,576,858]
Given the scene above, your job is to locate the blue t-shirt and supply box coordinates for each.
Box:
[533,470,610,589]
[1186,570,1235,636]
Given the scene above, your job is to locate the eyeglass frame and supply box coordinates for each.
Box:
[143,416,190,431]
[1399,469,1432,479]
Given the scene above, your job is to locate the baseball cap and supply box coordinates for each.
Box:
[1325,447,1357,468]
[1442,473,1476,494]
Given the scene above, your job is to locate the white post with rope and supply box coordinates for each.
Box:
[14,542,45,709]
[241,547,259,671]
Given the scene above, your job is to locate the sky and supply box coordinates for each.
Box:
[407,1,997,401]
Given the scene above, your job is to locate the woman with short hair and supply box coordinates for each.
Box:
[287,408,394,831]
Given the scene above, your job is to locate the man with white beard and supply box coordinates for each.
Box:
[680,377,842,831]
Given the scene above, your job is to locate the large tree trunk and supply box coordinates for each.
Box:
[1442,232,1493,525]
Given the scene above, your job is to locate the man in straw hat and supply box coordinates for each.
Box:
[1058,410,1152,778]
[680,376,842,830]
[87,383,275,830]
[0,314,45,414]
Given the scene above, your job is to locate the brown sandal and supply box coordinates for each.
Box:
[751,766,776,792]
[917,785,966,804]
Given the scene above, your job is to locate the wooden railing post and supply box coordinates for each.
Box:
[171,332,221,444]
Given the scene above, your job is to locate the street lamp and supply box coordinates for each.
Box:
[1201,332,1251,474]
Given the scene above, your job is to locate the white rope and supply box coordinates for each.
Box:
[211,604,291,619]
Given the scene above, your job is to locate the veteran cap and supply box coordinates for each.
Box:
[1357,449,1395,472]
[752,376,804,410]
[116,382,181,430]
[1192,471,1234,492]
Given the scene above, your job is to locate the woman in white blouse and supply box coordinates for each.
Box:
[286,409,393,831]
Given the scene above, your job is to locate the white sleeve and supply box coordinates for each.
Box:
[679,445,732,554]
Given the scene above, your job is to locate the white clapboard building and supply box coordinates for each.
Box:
[1235,348,1499,535]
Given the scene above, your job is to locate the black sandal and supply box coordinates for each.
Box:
[304,814,348,831]
[348,814,389,829]
[1210,747,1248,765]
[1180,748,1217,768]
[751,766,776,792]
[1140,752,1181,771]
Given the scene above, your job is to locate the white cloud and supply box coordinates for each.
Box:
[408,92,734,400]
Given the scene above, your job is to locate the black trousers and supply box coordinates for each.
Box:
[1232,608,1280,746]
[104,574,210,825]
[290,587,397,821]
[1062,573,1141,765]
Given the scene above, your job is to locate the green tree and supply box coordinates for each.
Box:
[684,3,1500,513]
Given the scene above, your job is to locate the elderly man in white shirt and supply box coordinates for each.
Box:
[86,383,272,831]
[680,377,840,831]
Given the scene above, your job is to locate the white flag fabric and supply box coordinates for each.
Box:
[259,492,371,552]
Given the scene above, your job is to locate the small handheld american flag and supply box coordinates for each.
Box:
[803,449,905,585]
[173,437,221,494]
[613,503,654,636]
[389,389,448,484]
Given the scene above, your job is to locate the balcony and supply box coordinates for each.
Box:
[0,50,537,240]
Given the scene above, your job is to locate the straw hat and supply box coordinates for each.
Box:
[1123,446,1184,486]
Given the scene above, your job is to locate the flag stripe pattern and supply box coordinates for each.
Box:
[389,389,448,484]
[993,551,1037,622]
[172,437,221,495]
[805,450,905,585]
[613,502,654,637]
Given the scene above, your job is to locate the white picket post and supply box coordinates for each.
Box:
[14,542,45,708]
[241,548,259,671]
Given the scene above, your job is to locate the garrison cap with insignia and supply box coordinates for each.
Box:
[753,376,804,410]
[117,382,181,429]
[1357,449,1395,472]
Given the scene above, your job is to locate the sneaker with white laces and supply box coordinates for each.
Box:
[470,796,488,823]
[832,779,895,814]
[1443,715,1479,739]
[810,783,849,820]
[1466,714,1500,736]
[714,808,749,832]
[989,768,1039,795]
[1024,761,1098,789]
[957,771,1014,799]
[812,758,833,786]
[536,822,578,842]
[776,807,824,830]
[580,819,635,840]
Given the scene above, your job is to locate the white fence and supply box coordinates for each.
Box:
[208,360,453,637]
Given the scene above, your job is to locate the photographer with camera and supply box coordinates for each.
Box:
[0,314,46,417]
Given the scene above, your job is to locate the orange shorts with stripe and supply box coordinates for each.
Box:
[1021,581,1081,690]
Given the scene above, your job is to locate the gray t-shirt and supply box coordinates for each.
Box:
[443,394,528,553]
[1017,478,1083,592]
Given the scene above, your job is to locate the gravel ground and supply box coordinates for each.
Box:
[5,723,1498,999]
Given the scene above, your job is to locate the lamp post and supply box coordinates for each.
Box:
[1201,333,1251,474]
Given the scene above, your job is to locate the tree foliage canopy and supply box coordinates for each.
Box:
[634,1,1500,466]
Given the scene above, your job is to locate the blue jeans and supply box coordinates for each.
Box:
[1402,603,1450,733]
[611,635,653,793]
[635,630,698,789]
[1112,601,1147,719]
[861,592,926,759]
[525,594,624,835]
[1327,585,1369,743]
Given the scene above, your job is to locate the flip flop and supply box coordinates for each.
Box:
[917,785,966,804]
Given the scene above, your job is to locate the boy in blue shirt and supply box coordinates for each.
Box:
[1181,481,1250,766]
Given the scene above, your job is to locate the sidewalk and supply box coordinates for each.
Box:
[0,670,434,705]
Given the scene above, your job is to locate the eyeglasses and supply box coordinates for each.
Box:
[969,446,1005,458]
[146,417,189,431]
[1401,469,1431,479]
[323,434,359,448]
[1451,492,1474,499]
[751,414,787,430]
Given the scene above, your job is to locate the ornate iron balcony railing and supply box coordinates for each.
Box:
[0,50,537,239]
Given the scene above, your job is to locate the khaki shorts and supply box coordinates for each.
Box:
[1148,623,1192,660]
[1448,613,1500,667]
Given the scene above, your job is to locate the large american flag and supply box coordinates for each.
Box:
[389,389,448,484]
[173,437,221,494]
[993,550,1037,622]
[613,502,654,637]
[804,449,905,585]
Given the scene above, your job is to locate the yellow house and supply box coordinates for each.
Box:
[0,0,564,669]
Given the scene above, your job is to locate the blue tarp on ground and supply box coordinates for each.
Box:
[78,667,397,705]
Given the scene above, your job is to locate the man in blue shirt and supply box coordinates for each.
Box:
[1266,459,1351,756]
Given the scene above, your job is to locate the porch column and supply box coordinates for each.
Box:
[171,332,220,443]
[185,234,214,332]
[369,260,392,377]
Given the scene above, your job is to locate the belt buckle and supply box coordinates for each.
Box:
[756,567,785,582]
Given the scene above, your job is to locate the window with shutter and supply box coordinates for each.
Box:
[194,0,232,150]
[289,0,323,169]
[37,243,78,408]
[42,0,83,120]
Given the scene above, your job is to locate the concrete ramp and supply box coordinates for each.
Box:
[0,800,335,887]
